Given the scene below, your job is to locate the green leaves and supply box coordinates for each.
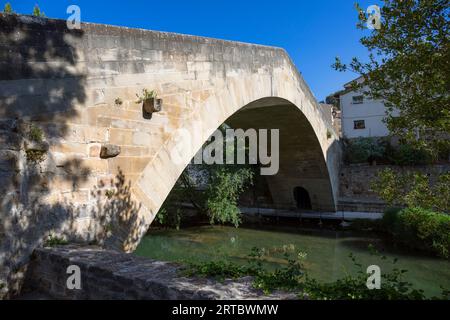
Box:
[28,125,44,143]
[206,166,254,227]
[184,245,436,300]
[397,207,450,258]
[156,123,255,229]
[344,137,389,164]
[303,250,427,300]
[135,89,157,104]
[32,4,45,17]
[336,0,450,152]
[371,168,450,212]
[3,2,13,14]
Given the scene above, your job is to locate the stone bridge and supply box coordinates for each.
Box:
[0,14,340,296]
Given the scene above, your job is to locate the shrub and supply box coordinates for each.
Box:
[32,4,45,17]
[344,137,434,165]
[156,125,255,229]
[344,137,387,164]
[25,149,46,163]
[3,3,13,13]
[303,267,425,300]
[44,234,68,247]
[184,246,305,294]
[434,173,450,211]
[396,208,450,258]
[381,207,402,231]
[184,247,436,299]
[154,207,182,230]
[389,144,432,166]
[206,166,254,227]
[135,89,157,104]
[28,125,44,143]
[372,169,450,213]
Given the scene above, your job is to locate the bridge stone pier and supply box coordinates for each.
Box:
[0,14,340,297]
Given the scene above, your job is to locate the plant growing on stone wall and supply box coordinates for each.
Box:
[32,4,45,17]
[326,130,332,140]
[105,189,115,199]
[114,97,123,107]
[136,89,162,114]
[44,234,68,247]
[344,137,388,164]
[135,89,157,104]
[28,125,44,143]
[25,149,46,163]
[3,2,13,14]
[25,125,47,163]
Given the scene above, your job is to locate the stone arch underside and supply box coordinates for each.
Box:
[226,100,335,212]
[121,76,341,251]
[0,16,341,258]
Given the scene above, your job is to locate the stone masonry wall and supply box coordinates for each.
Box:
[21,246,295,300]
[338,164,450,212]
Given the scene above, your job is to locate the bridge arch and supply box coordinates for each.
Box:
[0,16,341,256]
[116,90,340,251]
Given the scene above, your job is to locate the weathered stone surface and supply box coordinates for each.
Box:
[100,144,121,159]
[23,139,50,152]
[0,130,21,151]
[0,150,19,172]
[21,246,298,300]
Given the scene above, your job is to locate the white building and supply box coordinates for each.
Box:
[331,77,396,139]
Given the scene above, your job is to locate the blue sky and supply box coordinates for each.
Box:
[2,0,382,101]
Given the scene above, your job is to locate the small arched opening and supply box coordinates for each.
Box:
[293,187,312,210]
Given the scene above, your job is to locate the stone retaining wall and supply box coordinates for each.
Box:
[21,246,295,300]
[338,164,450,212]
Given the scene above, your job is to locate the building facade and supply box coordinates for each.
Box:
[328,77,395,139]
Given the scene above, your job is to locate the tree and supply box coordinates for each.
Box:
[3,3,13,14]
[371,168,450,212]
[32,4,45,17]
[156,125,255,228]
[334,0,449,156]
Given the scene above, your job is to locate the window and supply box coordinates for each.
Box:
[354,120,366,130]
[352,95,364,104]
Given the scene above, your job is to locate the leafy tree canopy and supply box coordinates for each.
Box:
[334,0,450,155]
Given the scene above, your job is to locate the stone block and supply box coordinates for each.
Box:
[100,144,121,159]
[89,143,102,158]
[0,150,19,172]
[132,132,151,146]
[81,159,109,175]
[109,128,134,145]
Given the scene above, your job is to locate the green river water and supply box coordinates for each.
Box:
[134,225,450,297]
